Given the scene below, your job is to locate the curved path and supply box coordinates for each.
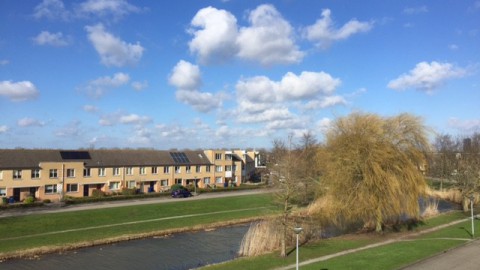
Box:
[275,216,475,270]
[400,238,480,270]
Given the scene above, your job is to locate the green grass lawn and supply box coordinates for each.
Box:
[0,193,275,254]
[201,211,477,270]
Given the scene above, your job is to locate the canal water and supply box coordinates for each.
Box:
[0,224,250,270]
[0,199,460,270]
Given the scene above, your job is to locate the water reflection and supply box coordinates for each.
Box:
[1,224,250,270]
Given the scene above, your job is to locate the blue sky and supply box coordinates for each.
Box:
[0,0,479,150]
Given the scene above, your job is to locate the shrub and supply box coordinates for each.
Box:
[24,196,35,204]
[170,184,185,192]
[92,189,105,198]
[121,188,137,196]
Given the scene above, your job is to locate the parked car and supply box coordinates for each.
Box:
[171,188,192,198]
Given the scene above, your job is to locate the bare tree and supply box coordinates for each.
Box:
[268,136,305,257]
[429,134,459,190]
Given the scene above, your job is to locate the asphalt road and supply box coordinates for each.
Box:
[0,188,271,218]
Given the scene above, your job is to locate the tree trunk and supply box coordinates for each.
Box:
[375,208,383,233]
[280,198,288,257]
[463,198,470,212]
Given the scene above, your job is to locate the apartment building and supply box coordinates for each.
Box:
[0,148,258,202]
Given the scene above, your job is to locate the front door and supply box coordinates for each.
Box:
[149,182,155,192]
[83,184,89,197]
[13,188,20,202]
[29,187,37,198]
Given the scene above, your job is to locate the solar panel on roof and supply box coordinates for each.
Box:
[60,151,91,160]
[169,152,190,163]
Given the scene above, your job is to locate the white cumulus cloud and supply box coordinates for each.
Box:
[187,4,304,66]
[85,23,144,67]
[99,112,151,126]
[188,6,238,64]
[168,60,223,112]
[33,31,70,46]
[234,70,341,127]
[81,72,130,98]
[403,6,428,15]
[387,61,468,92]
[304,9,373,49]
[0,125,8,133]
[168,60,202,91]
[119,114,151,125]
[131,81,148,91]
[83,105,99,113]
[304,95,347,110]
[448,118,480,132]
[17,117,45,127]
[236,70,341,104]
[236,4,304,65]
[33,0,70,20]
[0,80,39,102]
[77,0,141,18]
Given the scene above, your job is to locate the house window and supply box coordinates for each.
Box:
[83,168,91,177]
[163,166,170,174]
[152,167,158,174]
[45,184,58,194]
[13,170,22,179]
[233,165,237,171]
[126,167,133,175]
[113,167,121,176]
[195,166,201,173]
[109,181,120,190]
[67,184,78,193]
[66,169,75,178]
[215,153,222,160]
[186,166,191,173]
[225,154,232,160]
[203,177,210,185]
[175,178,182,185]
[175,166,181,174]
[215,177,223,184]
[161,180,168,186]
[215,165,222,172]
[128,181,136,188]
[31,169,41,179]
[49,169,58,178]
[98,168,106,177]
[225,165,232,172]
[0,170,3,180]
[205,166,211,173]
[0,187,6,196]
[140,167,146,175]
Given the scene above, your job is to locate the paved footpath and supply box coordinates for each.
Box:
[0,189,270,218]
[400,239,480,270]
[276,216,476,270]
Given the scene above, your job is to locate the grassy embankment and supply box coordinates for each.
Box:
[201,211,478,270]
[0,193,275,259]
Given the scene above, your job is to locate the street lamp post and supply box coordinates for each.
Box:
[293,226,303,270]
[470,195,475,238]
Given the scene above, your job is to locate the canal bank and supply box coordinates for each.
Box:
[1,224,251,270]
[0,191,275,261]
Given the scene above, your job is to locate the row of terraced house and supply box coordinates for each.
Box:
[0,149,261,202]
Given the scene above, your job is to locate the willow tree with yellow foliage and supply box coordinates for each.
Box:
[321,113,430,232]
